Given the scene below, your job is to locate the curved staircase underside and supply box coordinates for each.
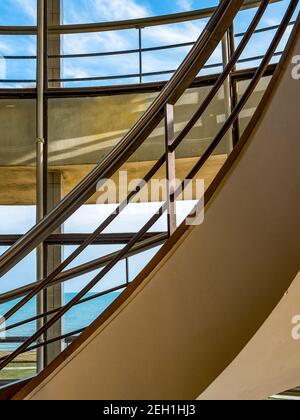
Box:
[12,19,300,400]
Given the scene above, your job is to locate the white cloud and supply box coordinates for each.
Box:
[0,41,14,55]
[61,10,207,83]
[92,0,149,21]
[14,0,37,22]
[63,0,150,24]
[176,0,194,12]
[144,21,203,45]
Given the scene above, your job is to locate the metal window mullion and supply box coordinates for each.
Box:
[138,28,143,84]
[228,23,240,147]
[165,103,177,236]
[36,0,47,373]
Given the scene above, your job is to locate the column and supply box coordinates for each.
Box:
[45,171,64,365]
[48,0,61,88]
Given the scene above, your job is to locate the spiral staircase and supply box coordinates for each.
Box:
[0,0,299,400]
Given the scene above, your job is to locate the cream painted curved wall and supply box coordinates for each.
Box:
[199,271,300,400]
[24,28,300,400]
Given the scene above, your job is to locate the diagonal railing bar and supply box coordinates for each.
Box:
[0,283,133,346]
[0,51,283,85]
[0,265,154,362]
[0,1,281,37]
[0,0,234,323]
[0,1,267,35]
[0,0,233,277]
[2,20,295,62]
[0,157,165,327]
[1,236,167,335]
[0,328,86,363]
[0,204,169,370]
[0,0,286,352]
[235,18,296,37]
[0,65,279,101]
[0,0,296,372]
[0,2,288,89]
[0,282,129,336]
[175,0,298,184]
[0,233,167,305]
[170,0,270,152]
[0,0,261,328]
[47,20,297,59]
[26,328,84,353]
[0,51,284,85]
[0,25,269,332]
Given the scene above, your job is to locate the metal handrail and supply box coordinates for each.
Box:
[0,7,217,35]
[0,0,298,373]
[0,0,232,276]
[0,0,241,367]
[0,232,164,247]
[0,283,129,337]
[0,0,284,87]
[0,330,83,364]
[2,21,294,62]
[0,51,285,85]
[0,233,167,305]
[0,335,75,345]
[0,64,278,100]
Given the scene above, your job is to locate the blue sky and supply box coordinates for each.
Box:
[0,200,196,294]
[0,1,219,25]
[0,1,299,87]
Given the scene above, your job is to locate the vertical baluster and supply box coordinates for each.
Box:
[228,23,240,147]
[126,257,130,285]
[36,0,47,373]
[138,27,143,84]
[165,103,177,236]
[221,24,233,153]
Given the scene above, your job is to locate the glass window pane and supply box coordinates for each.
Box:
[0,247,37,383]
[0,36,36,88]
[61,0,218,25]
[0,1,37,26]
[238,76,271,135]
[0,99,36,234]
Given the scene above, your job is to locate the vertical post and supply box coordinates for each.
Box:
[138,27,143,84]
[125,257,130,284]
[44,0,63,365]
[48,0,61,88]
[221,31,233,153]
[219,0,233,153]
[165,103,177,236]
[45,172,64,365]
[36,0,46,373]
[228,24,240,147]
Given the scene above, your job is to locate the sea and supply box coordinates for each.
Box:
[0,291,121,351]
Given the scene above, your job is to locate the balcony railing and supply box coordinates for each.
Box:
[0,0,295,89]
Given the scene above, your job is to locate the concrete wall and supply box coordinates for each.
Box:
[0,79,269,205]
[199,271,300,400]
[19,28,300,400]
[0,83,268,167]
